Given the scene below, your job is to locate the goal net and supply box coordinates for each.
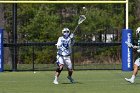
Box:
[2,0,128,70]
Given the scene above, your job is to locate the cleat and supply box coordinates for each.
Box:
[125,78,134,83]
[67,76,74,83]
[53,80,59,84]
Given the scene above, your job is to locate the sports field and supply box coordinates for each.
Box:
[0,70,140,93]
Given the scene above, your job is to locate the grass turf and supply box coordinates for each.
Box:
[0,70,140,93]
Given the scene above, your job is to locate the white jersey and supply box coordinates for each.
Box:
[56,36,74,56]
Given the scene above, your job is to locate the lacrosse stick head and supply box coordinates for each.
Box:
[72,15,86,34]
[78,15,86,25]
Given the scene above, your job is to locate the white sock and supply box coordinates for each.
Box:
[131,75,135,80]
[54,76,58,81]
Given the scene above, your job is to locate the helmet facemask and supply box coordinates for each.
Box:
[62,28,70,39]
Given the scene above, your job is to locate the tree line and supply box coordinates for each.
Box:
[0,0,140,66]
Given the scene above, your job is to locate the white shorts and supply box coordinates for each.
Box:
[56,55,72,70]
[134,58,140,66]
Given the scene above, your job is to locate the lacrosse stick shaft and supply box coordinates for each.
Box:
[72,24,79,34]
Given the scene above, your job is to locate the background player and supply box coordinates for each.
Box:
[125,27,140,83]
[53,28,74,84]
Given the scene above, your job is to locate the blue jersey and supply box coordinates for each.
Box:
[56,36,74,56]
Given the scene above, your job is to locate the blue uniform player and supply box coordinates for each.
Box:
[125,27,140,83]
[53,28,74,84]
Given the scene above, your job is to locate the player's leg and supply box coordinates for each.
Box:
[53,56,64,84]
[64,56,74,83]
[55,64,64,78]
[132,64,139,77]
[125,58,140,83]
[67,69,74,83]
[68,68,73,77]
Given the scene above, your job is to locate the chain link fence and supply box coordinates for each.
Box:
[4,42,122,71]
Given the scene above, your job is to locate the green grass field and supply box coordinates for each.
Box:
[0,70,140,93]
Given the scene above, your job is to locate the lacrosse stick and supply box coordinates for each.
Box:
[125,41,134,48]
[72,15,86,34]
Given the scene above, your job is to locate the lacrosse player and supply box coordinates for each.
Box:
[53,28,74,84]
[125,27,140,83]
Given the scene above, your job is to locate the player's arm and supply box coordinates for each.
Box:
[125,41,139,49]
[133,45,139,49]
[69,33,75,46]
[125,41,134,48]
[55,37,62,49]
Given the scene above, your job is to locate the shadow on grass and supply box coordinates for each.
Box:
[134,82,140,85]
[125,82,140,85]
[61,81,83,84]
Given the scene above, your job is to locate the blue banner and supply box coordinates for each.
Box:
[122,29,133,71]
[0,29,4,72]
